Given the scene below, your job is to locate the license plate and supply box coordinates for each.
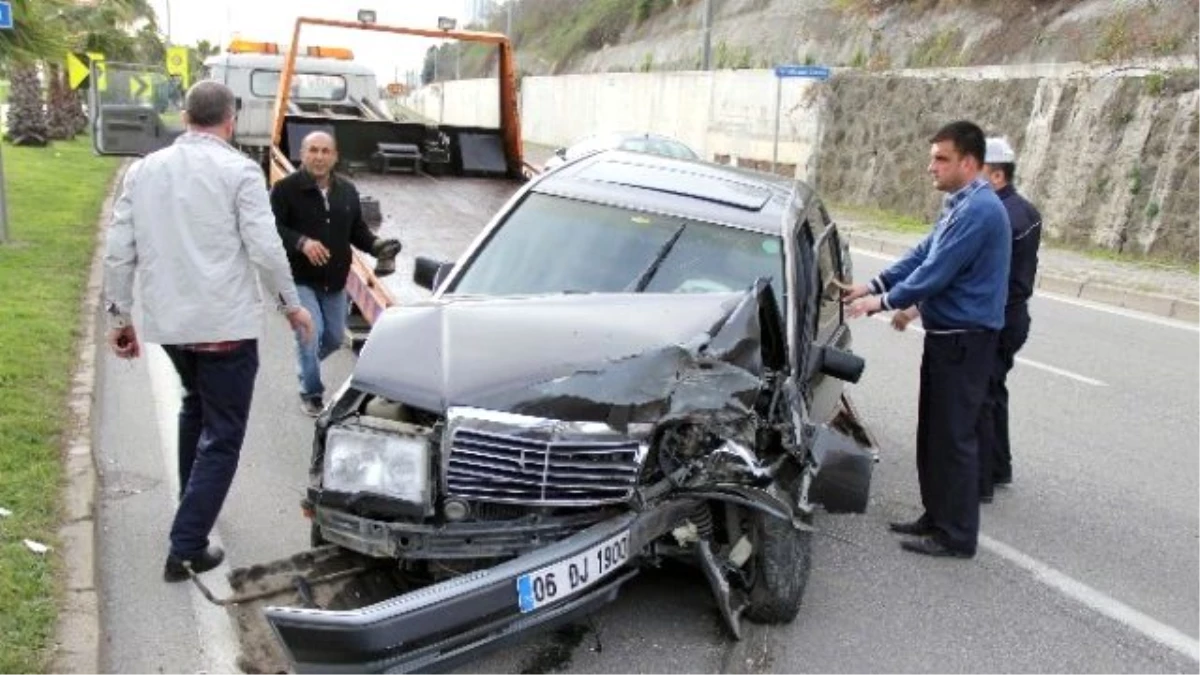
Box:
[516,529,630,613]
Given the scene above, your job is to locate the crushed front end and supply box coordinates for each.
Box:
[243,286,874,673]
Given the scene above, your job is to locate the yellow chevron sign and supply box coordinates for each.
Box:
[66,52,89,89]
[65,51,107,90]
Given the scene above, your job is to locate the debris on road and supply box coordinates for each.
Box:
[24,539,50,555]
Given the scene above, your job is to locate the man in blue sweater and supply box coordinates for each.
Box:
[843,120,1011,558]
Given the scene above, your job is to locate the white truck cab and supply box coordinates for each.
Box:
[202,40,384,156]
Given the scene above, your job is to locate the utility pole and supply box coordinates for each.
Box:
[701,0,713,70]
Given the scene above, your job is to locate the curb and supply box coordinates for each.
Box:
[52,160,128,674]
[845,230,1199,322]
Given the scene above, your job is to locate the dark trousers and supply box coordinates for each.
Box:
[979,305,1031,494]
[162,340,259,558]
[916,330,998,553]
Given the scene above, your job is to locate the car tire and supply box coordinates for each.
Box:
[745,510,811,624]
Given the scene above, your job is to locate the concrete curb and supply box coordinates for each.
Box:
[52,160,128,674]
[845,230,1199,322]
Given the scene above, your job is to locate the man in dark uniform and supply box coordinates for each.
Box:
[843,120,1011,559]
[271,131,402,416]
[978,136,1042,501]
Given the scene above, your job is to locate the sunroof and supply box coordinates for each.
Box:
[575,160,773,211]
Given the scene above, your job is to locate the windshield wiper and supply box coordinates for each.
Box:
[626,223,687,293]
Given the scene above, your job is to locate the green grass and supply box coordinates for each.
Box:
[0,80,9,104]
[0,136,120,673]
[832,202,931,234]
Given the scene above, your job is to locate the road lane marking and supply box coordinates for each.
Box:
[869,315,1108,387]
[980,534,1200,663]
[851,247,1199,333]
[146,347,241,674]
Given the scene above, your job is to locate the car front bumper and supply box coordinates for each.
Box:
[265,499,697,673]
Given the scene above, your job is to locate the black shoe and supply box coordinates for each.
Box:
[163,545,225,582]
[888,519,936,536]
[980,492,994,504]
[993,475,1012,487]
[900,537,974,559]
[300,396,323,417]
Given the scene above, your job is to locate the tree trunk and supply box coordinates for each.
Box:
[70,86,89,136]
[4,64,49,146]
[46,63,76,140]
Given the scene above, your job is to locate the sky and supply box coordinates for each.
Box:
[145,0,507,84]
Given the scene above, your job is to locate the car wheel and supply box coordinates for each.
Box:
[745,509,811,624]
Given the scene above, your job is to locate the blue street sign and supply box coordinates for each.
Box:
[773,64,831,80]
[0,2,13,31]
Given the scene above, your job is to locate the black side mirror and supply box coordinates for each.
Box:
[554,147,566,158]
[413,256,452,291]
[817,345,864,383]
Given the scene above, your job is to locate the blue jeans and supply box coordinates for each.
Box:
[295,284,349,400]
[163,340,259,558]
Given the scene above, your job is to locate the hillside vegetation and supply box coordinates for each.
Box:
[431,0,1197,78]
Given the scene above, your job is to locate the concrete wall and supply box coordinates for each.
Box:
[409,60,1198,261]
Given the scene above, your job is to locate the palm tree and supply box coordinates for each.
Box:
[1,0,67,145]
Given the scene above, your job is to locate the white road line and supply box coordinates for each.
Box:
[979,534,1200,663]
[146,348,241,674]
[870,315,1108,386]
[850,247,1199,333]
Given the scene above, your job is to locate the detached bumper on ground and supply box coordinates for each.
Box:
[265,501,696,673]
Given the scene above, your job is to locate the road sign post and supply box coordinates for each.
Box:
[771,64,832,177]
[0,0,12,244]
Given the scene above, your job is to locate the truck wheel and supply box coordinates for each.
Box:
[745,510,811,624]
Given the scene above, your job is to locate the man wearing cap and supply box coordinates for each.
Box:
[978,136,1042,499]
[891,136,1043,502]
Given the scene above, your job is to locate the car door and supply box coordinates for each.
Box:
[91,61,185,157]
[807,200,851,424]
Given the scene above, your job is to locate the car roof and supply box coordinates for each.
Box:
[203,53,377,76]
[531,150,816,235]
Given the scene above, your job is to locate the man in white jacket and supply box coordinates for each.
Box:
[103,81,314,582]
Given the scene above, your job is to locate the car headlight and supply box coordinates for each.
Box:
[323,424,431,511]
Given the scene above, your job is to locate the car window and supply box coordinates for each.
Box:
[250,70,347,101]
[812,210,842,342]
[451,194,784,302]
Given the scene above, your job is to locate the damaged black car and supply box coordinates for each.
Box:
[228,150,877,674]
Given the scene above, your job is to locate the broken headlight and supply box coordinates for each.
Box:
[323,424,431,510]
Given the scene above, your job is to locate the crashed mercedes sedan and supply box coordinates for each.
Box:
[238,150,876,673]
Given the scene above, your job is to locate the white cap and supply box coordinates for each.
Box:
[985,137,1016,164]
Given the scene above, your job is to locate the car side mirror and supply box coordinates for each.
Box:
[816,345,864,383]
[554,147,566,158]
[413,256,452,291]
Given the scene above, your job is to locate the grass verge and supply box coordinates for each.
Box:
[0,136,120,673]
[830,202,931,235]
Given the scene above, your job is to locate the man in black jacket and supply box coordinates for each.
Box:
[978,136,1042,499]
[271,131,401,416]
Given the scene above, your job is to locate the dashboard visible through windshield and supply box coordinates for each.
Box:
[451,193,785,299]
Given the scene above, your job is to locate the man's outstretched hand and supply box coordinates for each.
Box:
[372,238,402,259]
[845,294,884,319]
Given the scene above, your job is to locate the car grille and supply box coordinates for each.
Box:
[445,428,642,505]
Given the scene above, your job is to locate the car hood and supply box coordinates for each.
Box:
[350,288,779,425]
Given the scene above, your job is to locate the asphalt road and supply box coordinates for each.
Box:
[95,205,1199,673]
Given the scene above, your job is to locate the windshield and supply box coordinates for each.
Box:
[451,194,785,300]
[250,70,347,101]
